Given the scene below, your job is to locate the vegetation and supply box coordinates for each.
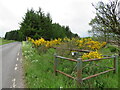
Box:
[5,30,22,41]
[5,8,78,41]
[22,37,119,88]
[28,37,107,59]
[28,37,106,50]
[0,38,15,45]
[3,0,119,88]
[88,0,120,45]
[22,42,77,88]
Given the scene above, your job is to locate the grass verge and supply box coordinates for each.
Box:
[0,38,15,45]
[22,41,119,88]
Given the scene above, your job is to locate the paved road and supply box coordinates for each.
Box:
[0,42,24,88]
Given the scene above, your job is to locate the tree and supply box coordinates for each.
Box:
[5,30,20,41]
[5,7,78,41]
[19,8,78,40]
[52,23,66,39]
[89,0,120,44]
[20,8,54,40]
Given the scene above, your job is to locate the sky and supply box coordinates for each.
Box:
[0,0,109,37]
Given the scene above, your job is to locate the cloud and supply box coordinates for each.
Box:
[0,0,108,37]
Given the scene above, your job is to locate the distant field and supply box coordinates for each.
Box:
[0,38,15,45]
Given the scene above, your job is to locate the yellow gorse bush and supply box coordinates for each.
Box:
[34,38,46,46]
[45,39,61,48]
[28,37,105,60]
[82,51,103,60]
[28,37,61,48]
[28,37,35,43]
[77,38,106,50]
[28,37,106,50]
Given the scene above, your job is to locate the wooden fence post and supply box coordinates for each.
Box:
[54,54,57,76]
[113,55,118,73]
[76,58,82,86]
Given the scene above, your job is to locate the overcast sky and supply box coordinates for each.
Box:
[0,0,109,37]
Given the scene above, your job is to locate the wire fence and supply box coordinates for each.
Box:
[53,49,118,86]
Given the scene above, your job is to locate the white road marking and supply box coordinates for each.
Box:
[12,78,16,88]
[12,78,16,82]
[11,78,16,88]
[14,67,18,70]
[17,58,19,61]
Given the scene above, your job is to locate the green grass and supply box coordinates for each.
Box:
[22,41,77,88]
[22,42,119,88]
[0,38,15,45]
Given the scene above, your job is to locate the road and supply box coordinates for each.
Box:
[0,42,24,88]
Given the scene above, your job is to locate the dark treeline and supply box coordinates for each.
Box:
[5,8,78,41]
[5,30,23,41]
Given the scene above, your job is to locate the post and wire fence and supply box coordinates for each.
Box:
[53,50,118,85]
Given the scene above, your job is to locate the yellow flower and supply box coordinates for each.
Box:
[82,51,103,60]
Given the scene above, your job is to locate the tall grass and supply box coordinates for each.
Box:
[22,41,119,88]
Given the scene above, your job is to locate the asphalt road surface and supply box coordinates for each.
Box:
[0,42,24,88]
